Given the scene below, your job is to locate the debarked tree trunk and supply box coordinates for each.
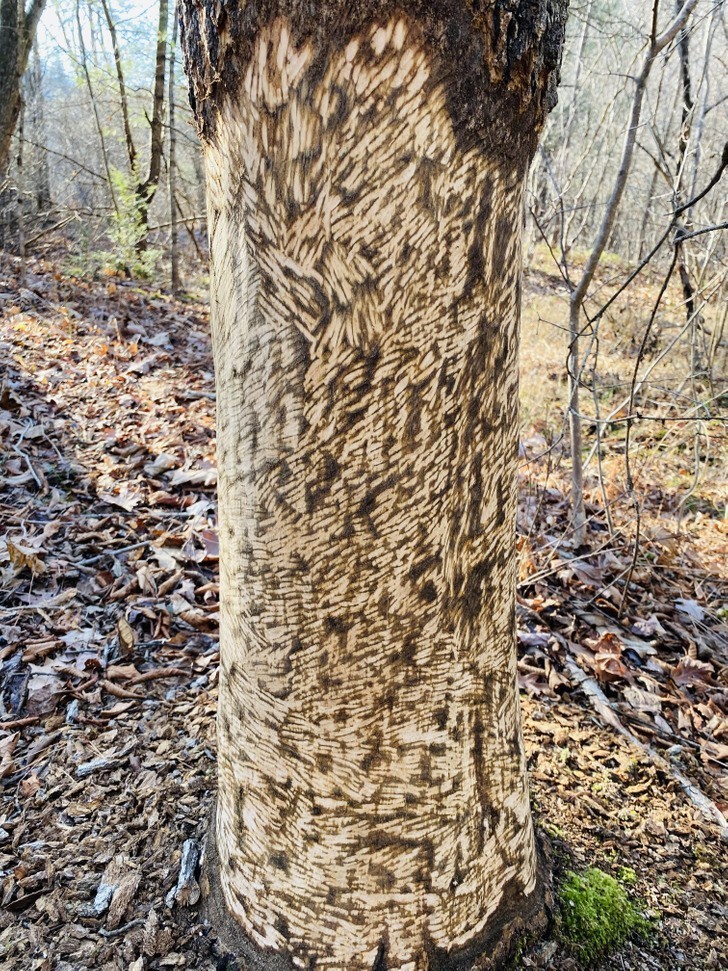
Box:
[180,3,568,968]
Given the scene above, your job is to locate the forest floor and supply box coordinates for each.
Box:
[0,249,726,971]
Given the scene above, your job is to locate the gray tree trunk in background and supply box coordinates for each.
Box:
[168,5,180,290]
[566,0,699,546]
[180,2,568,968]
[25,49,52,214]
[136,0,169,237]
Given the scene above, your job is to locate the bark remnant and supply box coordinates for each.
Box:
[181,0,567,165]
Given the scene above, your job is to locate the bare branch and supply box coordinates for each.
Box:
[674,139,728,214]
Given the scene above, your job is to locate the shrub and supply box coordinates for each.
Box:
[102,168,161,278]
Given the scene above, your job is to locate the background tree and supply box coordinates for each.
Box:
[0,0,47,173]
[524,0,726,553]
[24,50,52,214]
[134,0,169,239]
[1,0,205,274]
[181,1,568,968]
[563,0,699,543]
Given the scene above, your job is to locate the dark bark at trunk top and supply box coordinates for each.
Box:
[180,0,568,170]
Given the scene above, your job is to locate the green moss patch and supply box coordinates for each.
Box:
[559,868,651,966]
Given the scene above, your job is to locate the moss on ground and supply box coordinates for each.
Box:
[558,867,651,967]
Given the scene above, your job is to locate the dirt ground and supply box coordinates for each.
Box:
[1,252,726,970]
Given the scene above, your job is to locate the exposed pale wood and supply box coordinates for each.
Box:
[181,2,568,968]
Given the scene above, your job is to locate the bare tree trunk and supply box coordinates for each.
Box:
[567,298,585,542]
[0,0,47,174]
[673,0,703,526]
[168,5,179,290]
[136,0,169,239]
[555,0,593,186]
[75,0,118,212]
[638,163,660,260]
[27,49,51,214]
[16,102,26,285]
[100,0,137,174]
[674,0,696,324]
[181,2,567,968]
[566,0,699,545]
[688,2,721,201]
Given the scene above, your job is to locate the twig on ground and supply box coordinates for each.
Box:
[564,657,728,841]
[128,667,187,685]
[78,541,151,566]
[0,715,41,730]
[100,679,143,700]
[98,918,146,939]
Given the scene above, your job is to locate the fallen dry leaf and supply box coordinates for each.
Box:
[107,869,142,929]
[623,685,662,714]
[672,656,714,689]
[20,772,40,798]
[675,598,706,622]
[6,540,46,576]
[117,618,136,657]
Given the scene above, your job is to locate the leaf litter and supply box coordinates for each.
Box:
[1,254,726,969]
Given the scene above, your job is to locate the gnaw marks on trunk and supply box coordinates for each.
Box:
[180,3,568,969]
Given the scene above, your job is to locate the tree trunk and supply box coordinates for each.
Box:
[100,0,138,174]
[16,100,26,285]
[26,49,52,215]
[136,0,169,240]
[565,0,699,546]
[0,0,47,174]
[168,4,180,290]
[180,2,567,968]
[75,0,118,213]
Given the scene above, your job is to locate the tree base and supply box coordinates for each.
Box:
[200,802,554,971]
